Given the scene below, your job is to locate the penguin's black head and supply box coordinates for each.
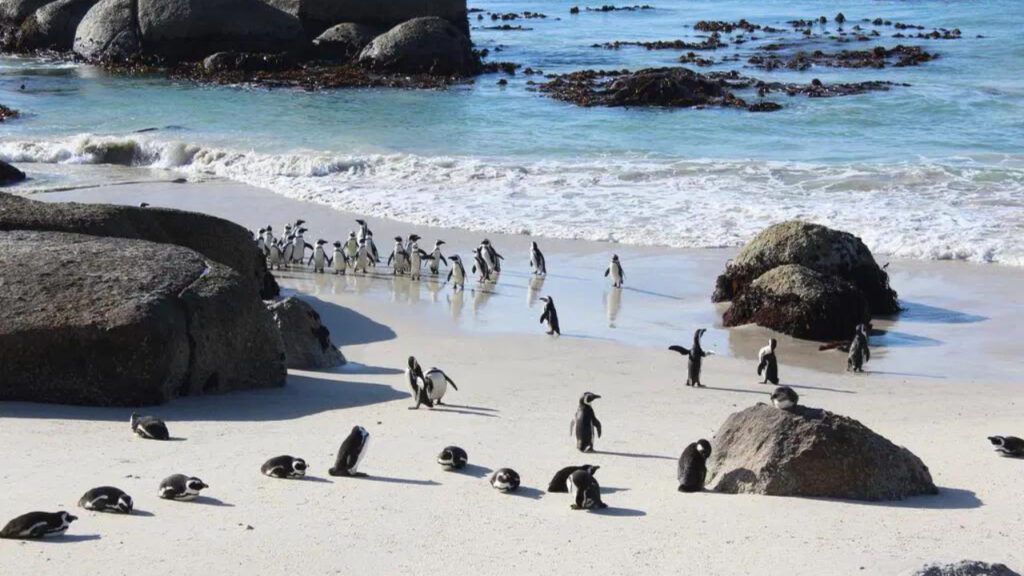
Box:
[581,392,601,405]
[409,234,421,242]
[407,356,420,370]
[317,239,326,245]
[482,239,491,245]
[612,254,619,261]
[769,338,778,350]
[582,464,600,476]
[354,425,368,438]
[693,328,706,346]
[333,241,342,247]
[394,236,403,242]
[696,439,712,459]
[436,240,445,246]
[186,478,208,493]
[296,219,306,226]
[450,254,460,261]
[988,436,1004,447]
[349,231,356,237]
[356,219,365,225]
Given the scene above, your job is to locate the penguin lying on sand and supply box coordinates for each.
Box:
[261,456,308,479]
[438,446,469,470]
[0,511,77,539]
[988,436,1024,457]
[131,413,169,440]
[771,386,799,410]
[490,468,521,492]
[78,487,133,514]
[159,475,208,501]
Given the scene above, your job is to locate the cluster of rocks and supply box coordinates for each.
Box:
[749,45,937,70]
[713,221,900,340]
[908,561,1021,576]
[0,102,18,121]
[570,5,653,14]
[0,159,25,185]
[595,36,726,51]
[0,192,344,406]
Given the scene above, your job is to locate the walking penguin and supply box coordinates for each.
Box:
[447,255,466,291]
[757,338,779,384]
[429,240,448,275]
[604,254,624,288]
[540,296,560,335]
[571,392,602,452]
[530,241,546,276]
[847,324,870,372]
[669,329,714,387]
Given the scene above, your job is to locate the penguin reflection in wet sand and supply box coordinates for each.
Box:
[540,296,560,335]
[604,254,624,288]
[1,511,77,539]
[847,323,870,372]
[329,426,370,477]
[678,439,712,493]
[757,338,779,384]
[78,486,133,514]
[547,464,598,493]
[771,386,799,410]
[131,413,169,440]
[571,392,602,452]
[530,241,546,276]
[570,468,607,510]
[669,329,714,387]
[988,436,1024,457]
[261,456,308,479]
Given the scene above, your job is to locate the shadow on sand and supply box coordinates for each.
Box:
[452,464,492,479]
[32,534,103,543]
[359,475,440,487]
[301,295,397,346]
[590,506,647,517]
[335,363,403,376]
[191,496,233,507]
[812,487,982,510]
[891,301,987,325]
[593,450,676,461]
[504,486,545,500]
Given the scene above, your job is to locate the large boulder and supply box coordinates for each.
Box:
[264,0,468,37]
[0,0,52,22]
[0,230,286,406]
[721,264,870,340]
[707,403,938,501]
[312,22,382,61]
[358,16,477,76]
[714,221,899,315]
[17,0,99,51]
[908,562,1021,576]
[268,296,345,369]
[0,160,26,185]
[202,50,295,73]
[0,192,279,299]
[72,0,140,62]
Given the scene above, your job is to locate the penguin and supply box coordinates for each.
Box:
[437,446,468,470]
[530,241,546,276]
[569,468,607,510]
[282,235,296,268]
[423,366,459,405]
[481,239,504,273]
[331,241,347,275]
[490,468,521,492]
[344,232,360,266]
[329,426,370,477]
[293,227,312,264]
[307,239,331,273]
[406,356,433,409]
[78,487,133,514]
[771,386,799,410]
[263,225,274,247]
[267,241,284,270]
[668,328,714,387]
[757,338,779,384]
[261,455,308,479]
[408,235,427,280]
[988,436,1024,457]
[471,247,491,282]
[355,218,371,243]
[405,234,421,256]
[159,474,208,501]
[677,439,712,493]
[539,296,560,335]
[130,413,169,440]
[429,240,448,275]
[366,231,380,263]
[571,392,602,453]
[387,236,409,275]
[0,511,77,539]
[547,464,598,493]
[447,254,467,291]
[847,323,870,372]
[256,228,266,254]
[604,254,624,288]
[355,238,372,274]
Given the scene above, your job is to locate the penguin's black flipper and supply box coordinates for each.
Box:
[604,267,610,277]
[440,254,448,267]
[444,374,458,391]
[540,308,549,324]
[593,417,602,438]
[446,269,453,282]
[669,345,690,356]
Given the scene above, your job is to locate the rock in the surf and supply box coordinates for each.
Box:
[17,0,100,50]
[358,17,478,76]
[267,296,345,370]
[72,0,140,62]
[0,161,26,186]
[907,561,1021,576]
[264,0,469,37]
[721,264,870,340]
[312,22,383,61]
[707,403,938,501]
[0,230,286,406]
[202,51,295,73]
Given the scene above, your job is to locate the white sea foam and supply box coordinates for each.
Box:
[4,134,1024,265]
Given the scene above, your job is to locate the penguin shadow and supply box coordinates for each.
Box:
[298,476,333,484]
[452,464,492,479]
[32,534,103,543]
[600,486,631,494]
[592,450,676,461]
[335,362,404,376]
[779,382,857,395]
[360,475,440,487]
[427,404,499,418]
[125,509,156,517]
[190,496,234,507]
[863,370,947,380]
[814,487,982,510]
[869,330,942,348]
[890,301,987,324]
[699,385,768,396]
[589,506,647,518]
[504,486,545,500]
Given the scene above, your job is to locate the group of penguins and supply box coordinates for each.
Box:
[4,220,1021,539]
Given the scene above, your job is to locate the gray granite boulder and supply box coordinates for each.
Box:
[202,50,295,73]
[17,0,99,50]
[707,403,938,501]
[0,0,52,22]
[0,230,285,406]
[264,0,468,37]
[72,0,140,62]
[0,160,25,186]
[907,561,1020,576]
[268,296,345,370]
[358,17,477,76]
[312,22,382,61]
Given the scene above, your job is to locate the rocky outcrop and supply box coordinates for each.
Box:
[0,161,26,186]
[0,192,279,299]
[312,22,382,61]
[707,403,938,501]
[17,0,99,50]
[358,17,477,76]
[0,230,285,406]
[264,0,468,37]
[202,50,294,73]
[268,296,345,369]
[72,0,140,62]
[539,67,747,109]
[722,264,869,340]
[0,0,52,22]
[908,561,1021,576]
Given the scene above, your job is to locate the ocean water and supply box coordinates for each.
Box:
[1,0,1023,263]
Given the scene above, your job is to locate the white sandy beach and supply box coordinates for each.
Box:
[1,180,1022,576]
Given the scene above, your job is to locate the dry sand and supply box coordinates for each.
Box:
[1,181,1022,575]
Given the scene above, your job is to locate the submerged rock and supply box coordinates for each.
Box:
[312,22,383,61]
[707,403,938,501]
[268,296,345,370]
[0,161,26,185]
[359,16,478,76]
[908,561,1021,576]
[540,67,744,109]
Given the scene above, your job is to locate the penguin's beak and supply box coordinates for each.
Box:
[68,515,78,522]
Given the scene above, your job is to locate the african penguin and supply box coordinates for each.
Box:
[267,241,284,270]
[0,511,77,539]
[530,241,546,276]
[447,255,467,291]
[293,228,312,264]
[571,392,602,453]
[437,446,468,470]
[490,468,521,492]
[406,356,433,409]
[481,239,504,273]
[539,296,560,335]
[847,324,870,372]
[547,464,598,493]
[282,235,296,268]
[988,436,1024,457]
[423,367,458,405]
[472,247,491,282]
[408,235,426,280]
[344,232,360,265]
[569,468,607,510]
[677,439,712,493]
[309,239,331,273]
[130,413,169,440]
[78,486,133,514]
[355,238,372,274]
[159,474,208,501]
[429,240,448,275]
[771,386,799,410]
[757,338,780,384]
[604,254,624,288]
[329,426,370,477]
[261,455,308,479]
[668,328,713,387]
[388,236,409,275]
[332,241,347,275]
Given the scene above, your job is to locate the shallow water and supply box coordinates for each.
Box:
[2,0,1023,262]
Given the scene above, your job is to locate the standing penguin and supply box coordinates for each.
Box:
[331,241,347,275]
[387,236,409,275]
[282,235,296,269]
[293,228,313,265]
[757,338,779,384]
[354,238,372,274]
[355,219,371,242]
[406,356,433,409]
[472,247,491,282]
[0,511,77,539]
[429,240,448,275]
[261,455,308,479]
[422,366,459,406]
[405,234,421,256]
[490,468,521,492]
[130,413,169,440]
[343,232,360,267]
[677,439,712,493]
[78,487,133,514]
[604,254,624,288]
[447,255,467,291]
[263,225,274,248]
[547,464,598,493]
[530,241,546,276]
[366,231,380,263]
[308,239,331,273]
[329,426,370,477]
[669,329,714,387]
[158,474,208,501]
[571,392,602,452]
[437,446,469,470]
[256,228,266,254]
[540,296,560,336]
[848,324,870,372]
[771,386,799,409]
[569,468,607,510]
[267,241,284,270]
[481,239,504,273]
[987,436,1024,457]
[408,236,427,280]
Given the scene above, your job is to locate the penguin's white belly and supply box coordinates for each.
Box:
[410,252,421,269]
[611,267,622,283]
[425,372,448,400]
[453,267,465,282]
[333,251,345,270]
